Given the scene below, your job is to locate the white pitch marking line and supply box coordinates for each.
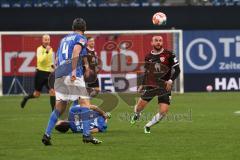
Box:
[234,111,240,114]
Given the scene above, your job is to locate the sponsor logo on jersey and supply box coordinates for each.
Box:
[160,57,165,62]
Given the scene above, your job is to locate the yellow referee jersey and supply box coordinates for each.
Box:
[36,45,54,72]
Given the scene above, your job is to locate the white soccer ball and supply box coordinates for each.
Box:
[206,85,213,92]
[152,12,167,25]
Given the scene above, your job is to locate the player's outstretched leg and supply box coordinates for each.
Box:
[144,112,163,134]
[144,103,168,134]
[42,109,60,145]
[130,98,148,125]
[130,112,140,125]
[20,93,36,108]
[42,100,66,145]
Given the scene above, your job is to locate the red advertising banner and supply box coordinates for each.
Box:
[1,33,173,76]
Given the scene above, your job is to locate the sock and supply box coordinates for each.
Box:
[145,113,163,127]
[82,120,91,137]
[134,105,141,118]
[50,96,56,111]
[45,110,60,136]
[80,107,91,137]
[25,93,35,100]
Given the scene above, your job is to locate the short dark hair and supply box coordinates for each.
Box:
[72,18,86,32]
[55,121,70,133]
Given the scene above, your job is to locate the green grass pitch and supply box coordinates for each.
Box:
[0,92,240,160]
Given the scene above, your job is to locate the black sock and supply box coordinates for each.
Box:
[25,93,35,100]
[50,96,56,111]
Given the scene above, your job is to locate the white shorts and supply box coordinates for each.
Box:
[54,76,90,101]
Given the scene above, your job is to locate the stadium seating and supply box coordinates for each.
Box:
[0,0,240,8]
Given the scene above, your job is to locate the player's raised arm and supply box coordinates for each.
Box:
[71,44,82,81]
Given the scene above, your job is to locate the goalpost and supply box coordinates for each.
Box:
[0,30,184,95]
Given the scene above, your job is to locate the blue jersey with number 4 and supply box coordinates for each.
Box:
[55,33,87,78]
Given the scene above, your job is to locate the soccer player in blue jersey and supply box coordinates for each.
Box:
[55,101,109,134]
[42,18,107,145]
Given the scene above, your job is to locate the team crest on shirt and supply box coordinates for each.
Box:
[160,57,165,62]
[79,39,85,46]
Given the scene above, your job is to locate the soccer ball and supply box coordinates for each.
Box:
[206,85,213,92]
[152,12,167,25]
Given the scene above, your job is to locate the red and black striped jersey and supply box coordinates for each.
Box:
[142,49,179,86]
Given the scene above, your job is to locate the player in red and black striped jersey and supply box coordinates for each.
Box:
[84,37,100,97]
[130,35,180,133]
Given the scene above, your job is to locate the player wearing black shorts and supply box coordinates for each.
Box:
[130,35,180,133]
[20,34,55,111]
[84,36,100,97]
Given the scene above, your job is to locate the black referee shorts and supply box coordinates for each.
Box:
[140,86,171,105]
[34,69,51,92]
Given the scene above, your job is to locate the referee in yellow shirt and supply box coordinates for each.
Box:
[21,34,55,111]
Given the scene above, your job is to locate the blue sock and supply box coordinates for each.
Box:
[80,107,91,137]
[82,119,90,136]
[45,110,60,136]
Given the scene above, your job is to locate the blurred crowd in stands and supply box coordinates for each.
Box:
[0,0,239,8]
